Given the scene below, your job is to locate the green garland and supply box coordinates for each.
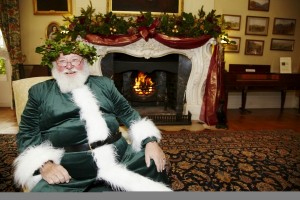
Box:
[59,2,224,40]
[36,3,228,68]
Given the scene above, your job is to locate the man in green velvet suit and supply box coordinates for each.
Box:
[13,39,171,192]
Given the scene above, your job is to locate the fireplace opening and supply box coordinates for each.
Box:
[101,53,192,125]
[133,71,155,96]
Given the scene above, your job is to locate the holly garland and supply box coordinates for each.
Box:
[58,2,225,41]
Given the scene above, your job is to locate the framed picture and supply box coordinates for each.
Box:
[222,14,241,31]
[46,22,60,40]
[270,38,295,51]
[224,37,241,53]
[245,16,269,36]
[33,0,72,15]
[248,0,270,11]
[272,18,296,35]
[245,39,264,56]
[107,0,183,16]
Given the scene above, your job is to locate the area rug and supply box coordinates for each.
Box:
[160,129,300,191]
[1,129,300,192]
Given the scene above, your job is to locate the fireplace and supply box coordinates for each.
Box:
[101,53,192,124]
[89,37,216,124]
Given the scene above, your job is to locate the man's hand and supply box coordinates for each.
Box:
[39,161,72,184]
[145,141,167,172]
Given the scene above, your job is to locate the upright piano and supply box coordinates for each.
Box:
[224,64,300,113]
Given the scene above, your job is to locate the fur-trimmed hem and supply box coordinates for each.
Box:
[13,141,64,191]
[128,118,162,152]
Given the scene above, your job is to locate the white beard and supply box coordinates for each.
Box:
[51,60,90,93]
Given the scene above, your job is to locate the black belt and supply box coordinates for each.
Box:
[64,132,122,152]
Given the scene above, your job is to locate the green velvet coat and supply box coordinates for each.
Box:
[16,76,169,192]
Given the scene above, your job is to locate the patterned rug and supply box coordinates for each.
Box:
[160,129,300,191]
[1,129,300,192]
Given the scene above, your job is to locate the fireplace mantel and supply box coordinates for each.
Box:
[89,37,216,121]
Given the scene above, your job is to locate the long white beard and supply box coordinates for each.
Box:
[51,61,90,93]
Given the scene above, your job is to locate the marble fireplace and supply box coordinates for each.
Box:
[88,37,216,122]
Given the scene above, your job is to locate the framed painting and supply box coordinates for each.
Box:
[270,38,295,51]
[107,0,184,16]
[224,37,241,53]
[223,14,241,31]
[272,18,296,35]
[245,16,269,36]
[46,22,60,40]
[33,0,72,15]
[248,0,270,11]
[245,39,264,56]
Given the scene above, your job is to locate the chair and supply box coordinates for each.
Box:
[12,76,53,124]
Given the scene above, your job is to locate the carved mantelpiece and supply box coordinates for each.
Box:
[89,38,216,120]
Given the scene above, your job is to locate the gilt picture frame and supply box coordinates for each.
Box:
[107,0,184,16]
[245,39,264,56]
[245,16,269,36]
[223,14,241,31]
[33,0,72,15]
[224,37,241,53]
[46,22,60,40]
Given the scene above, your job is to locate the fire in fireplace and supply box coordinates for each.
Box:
[101,53,192,125]
[133,71,155,95]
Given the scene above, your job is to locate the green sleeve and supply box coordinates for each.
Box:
[16,85,43,153]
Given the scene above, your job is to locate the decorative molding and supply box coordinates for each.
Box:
[89,38,216,120]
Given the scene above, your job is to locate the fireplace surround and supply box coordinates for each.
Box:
[88,37,216,124]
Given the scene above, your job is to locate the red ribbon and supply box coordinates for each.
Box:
[138,18,160,41]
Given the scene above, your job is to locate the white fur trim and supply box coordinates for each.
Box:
[72,85,110,142]
[13,141,64,191]
[128,118,162,152]
[95,145,171,191]
[72,86,171,191]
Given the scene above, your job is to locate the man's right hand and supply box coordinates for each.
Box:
[39,161,72,184]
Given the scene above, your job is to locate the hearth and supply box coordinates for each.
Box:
[101,53,192,125]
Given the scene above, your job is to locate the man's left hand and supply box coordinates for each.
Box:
[145,141,167,172]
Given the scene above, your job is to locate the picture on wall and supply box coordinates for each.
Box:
[248,0,270,11]
[272,18,296,35]
[222,15,241,31]
[46,22,60,40]
[245,16,269,36]
[107,0,183,16]
[270,38,295,51]
[245,39,264,56]
[224,37,241,53]
[33,0,72,15]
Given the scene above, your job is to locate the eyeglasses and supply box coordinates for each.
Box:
[56,58,83,67]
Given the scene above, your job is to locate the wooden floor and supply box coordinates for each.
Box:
[0,107,299,133]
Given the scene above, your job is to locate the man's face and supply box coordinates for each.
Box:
[52,53,90,93]
[55,53,84,77]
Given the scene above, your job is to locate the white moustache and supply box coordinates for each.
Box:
[64,69,78,74]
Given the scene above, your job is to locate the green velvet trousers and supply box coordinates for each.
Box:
[31,137,170,192]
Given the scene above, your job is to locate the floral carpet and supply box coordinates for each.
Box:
[160,129,300,191]
[1,129,300,192]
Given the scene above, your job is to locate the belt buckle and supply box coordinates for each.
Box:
[88,143,93,151]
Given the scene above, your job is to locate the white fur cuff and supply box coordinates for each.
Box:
[128,118,161,152]
[13,141,65,191]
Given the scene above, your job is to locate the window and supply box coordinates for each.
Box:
[0,29,7,80]
[0,58,6,75]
